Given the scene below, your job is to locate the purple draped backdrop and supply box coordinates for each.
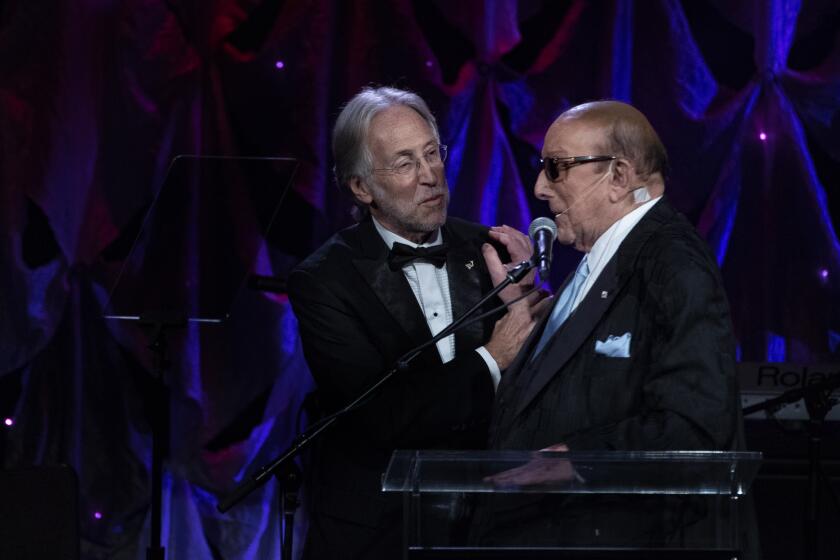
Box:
[1,1,839,558]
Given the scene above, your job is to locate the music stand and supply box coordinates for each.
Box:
[103,155,298,560]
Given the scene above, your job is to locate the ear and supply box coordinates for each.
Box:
[348,176,373,205]
[606,158,634,203]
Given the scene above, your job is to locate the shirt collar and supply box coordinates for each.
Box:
[587,196,662,269]
[371,215,443,250]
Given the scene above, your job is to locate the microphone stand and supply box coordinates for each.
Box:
[216,259,536,558]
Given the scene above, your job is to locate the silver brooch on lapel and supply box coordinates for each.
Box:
[465,260,475,270]
[601,290,608,299]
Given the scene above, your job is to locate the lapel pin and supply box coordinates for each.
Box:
[465,260,475,270]
[601,290,608,299]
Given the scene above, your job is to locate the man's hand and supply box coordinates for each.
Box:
[482,225,539,304]
[484,444,575,487]
[484,297,552,369]
[540,443,570,452]
[489,225,532,264]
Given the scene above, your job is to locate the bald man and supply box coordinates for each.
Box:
[483,100,754,553]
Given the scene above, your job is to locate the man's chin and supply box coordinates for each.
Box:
[408,215,446,237]
[420,208,447,229]
[556,230,575,246]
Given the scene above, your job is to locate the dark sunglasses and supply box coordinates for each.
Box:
[539,155,617,182]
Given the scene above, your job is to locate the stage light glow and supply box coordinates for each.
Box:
[94,512,103,520]
[3,418,12,427]
[425,60,433,68]
[275,60,285,69]
[819,268,829,281]
[758,132,767,141]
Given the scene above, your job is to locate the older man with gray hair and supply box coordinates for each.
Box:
[288,87,542,559]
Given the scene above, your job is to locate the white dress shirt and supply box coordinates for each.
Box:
[372,217,502,389]
[569,196,663,313]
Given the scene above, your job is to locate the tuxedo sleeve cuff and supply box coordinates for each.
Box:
[475,346,501,391]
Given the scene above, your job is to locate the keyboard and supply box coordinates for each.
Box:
[738,362,840,421]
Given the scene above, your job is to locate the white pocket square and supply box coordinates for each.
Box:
[595,332,631,358]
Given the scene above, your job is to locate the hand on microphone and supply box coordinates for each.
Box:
[482,224,552,369]
[482,225,537,305]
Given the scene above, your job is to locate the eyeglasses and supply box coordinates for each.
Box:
[539,155,616,182]
[373,144,448,176]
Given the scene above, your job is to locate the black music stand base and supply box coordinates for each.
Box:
[278,462,302,560]
[803,388,837,560]
[140,313,185,560]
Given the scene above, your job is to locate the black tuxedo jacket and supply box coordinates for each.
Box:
[288,216,499,530]
[491,198,740,452]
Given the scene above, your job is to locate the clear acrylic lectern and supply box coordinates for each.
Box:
[383,450,761,559]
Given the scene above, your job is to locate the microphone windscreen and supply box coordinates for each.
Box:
[528,217,558,241]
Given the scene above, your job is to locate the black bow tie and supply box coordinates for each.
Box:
[387,242,449,270]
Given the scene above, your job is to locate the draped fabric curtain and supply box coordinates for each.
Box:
[1,1,838,558]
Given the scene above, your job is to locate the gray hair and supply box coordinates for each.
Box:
[332,86,440,190]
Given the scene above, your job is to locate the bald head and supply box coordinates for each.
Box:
[557,100,668,184]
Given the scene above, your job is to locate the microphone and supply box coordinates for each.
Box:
[528,217,558,279]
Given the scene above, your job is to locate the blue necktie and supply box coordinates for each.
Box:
[531,255,590,358]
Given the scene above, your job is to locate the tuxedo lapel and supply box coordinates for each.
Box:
[514,257,624,417]
[496,271,574,398]
[512,198,676,418]
[443,223,487,354]
[350,219,435,352]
